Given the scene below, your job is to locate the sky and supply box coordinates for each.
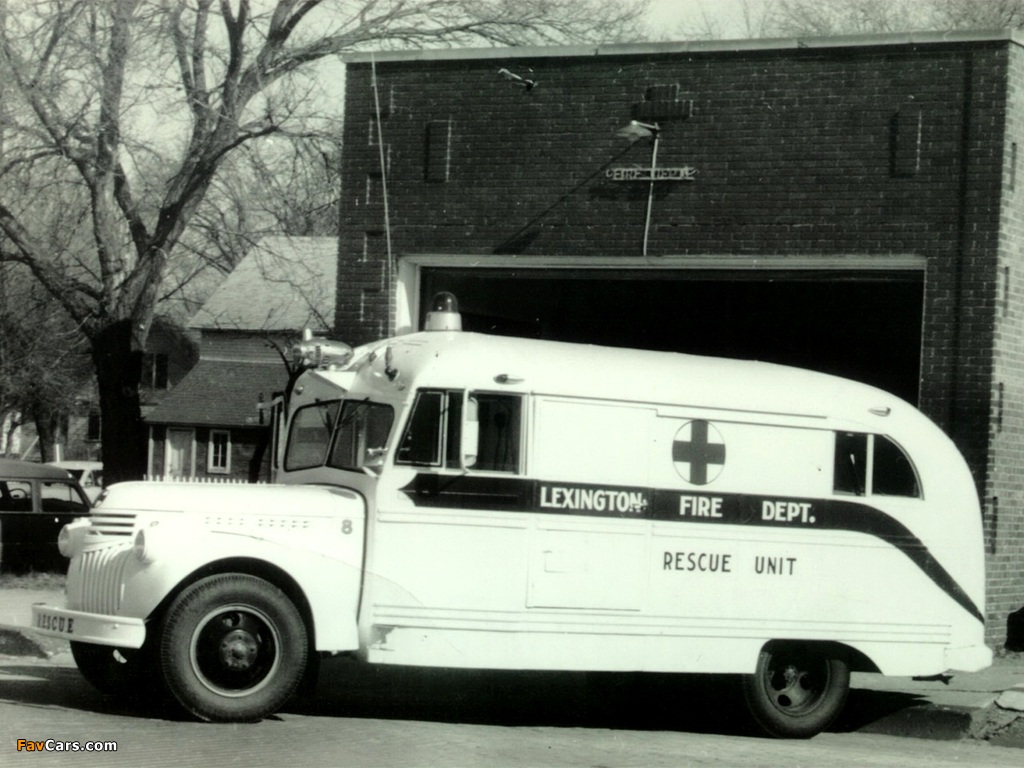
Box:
[645,0,762,40]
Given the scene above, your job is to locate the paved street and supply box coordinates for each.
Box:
[2,654,1023,768]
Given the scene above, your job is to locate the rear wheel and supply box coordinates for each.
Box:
[741,642,850,738]
[158,574,308,722]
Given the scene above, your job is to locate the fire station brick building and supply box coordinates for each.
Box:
[336,31,1024,645]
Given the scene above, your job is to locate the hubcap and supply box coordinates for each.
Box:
[765,654,828,715]
[190,606,280,697]
[220,629,259,670]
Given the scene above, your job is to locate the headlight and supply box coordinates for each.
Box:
[132,528,154,564]
[57,519,90,559]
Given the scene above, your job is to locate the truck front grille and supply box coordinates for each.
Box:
[87,511,137,538]
[69,545,133,615]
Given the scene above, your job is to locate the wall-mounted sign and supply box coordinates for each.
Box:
[606,165,697,182]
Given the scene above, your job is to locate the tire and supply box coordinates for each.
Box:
[741,642,850,738]
[158,574,308,723]
[70,641,156,698]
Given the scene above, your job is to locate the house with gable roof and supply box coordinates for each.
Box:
[145,236,337,481]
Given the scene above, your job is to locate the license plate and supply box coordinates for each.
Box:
[35,612,75,635]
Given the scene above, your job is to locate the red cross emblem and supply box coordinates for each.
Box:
[672,420,726,485]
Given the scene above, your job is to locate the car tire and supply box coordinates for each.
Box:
[741,641,850,738]
[158,573,308,723]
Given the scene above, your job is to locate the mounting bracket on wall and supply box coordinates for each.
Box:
[616,121,662,257]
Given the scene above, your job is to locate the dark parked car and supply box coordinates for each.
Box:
[0,459,91,573]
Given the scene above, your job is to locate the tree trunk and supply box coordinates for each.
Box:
[91,320,147,485]
[32,411,66,463]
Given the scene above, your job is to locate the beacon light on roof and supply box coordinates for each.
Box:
[292,328,354,370]
[424,291,462,332]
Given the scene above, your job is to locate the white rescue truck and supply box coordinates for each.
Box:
[32,293,991,737]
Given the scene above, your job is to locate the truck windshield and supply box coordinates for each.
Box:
[284,400,341,471]
[327,400,395,471]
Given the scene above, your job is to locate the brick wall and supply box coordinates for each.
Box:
[991,43,1024,646]
[337,37,1017,644]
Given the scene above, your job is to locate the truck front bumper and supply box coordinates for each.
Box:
[31,603,145,649]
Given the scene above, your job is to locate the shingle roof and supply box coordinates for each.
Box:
[189,236,337,334]
[145,360,286,427]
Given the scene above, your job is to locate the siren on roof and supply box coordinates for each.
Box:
[424,292,462,332]
[292,328,354,370]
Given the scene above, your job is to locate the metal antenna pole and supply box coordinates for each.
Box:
[642,131,660,258]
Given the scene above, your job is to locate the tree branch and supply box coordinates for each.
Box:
[0,204,102,325]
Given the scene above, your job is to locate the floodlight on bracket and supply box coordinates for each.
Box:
[616,121,662,257]
[616,120,661,141]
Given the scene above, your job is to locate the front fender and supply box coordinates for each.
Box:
[115,528,364,652]
[68,483,366,652]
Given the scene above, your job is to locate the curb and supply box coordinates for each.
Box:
[0,623,62,659]
[855,703,984,741]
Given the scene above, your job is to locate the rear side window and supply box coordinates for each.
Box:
[833,432,920,498]
[40,481,89,514]
[0,480,33,512]
[834,432,867,496]
[872,435,920,497]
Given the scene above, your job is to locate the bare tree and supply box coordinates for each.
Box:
[180,133,340,277]
[930,0,1024,29]
[762,0,933,37]
[0,266,92,461]
[0,0,650,484]
[756,0,1024,38]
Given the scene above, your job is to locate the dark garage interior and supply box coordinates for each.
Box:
[421,268,924,405]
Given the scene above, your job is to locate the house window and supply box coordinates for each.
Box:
[143,352,169,389]
[208,430,231,474]
[166,428,195,478]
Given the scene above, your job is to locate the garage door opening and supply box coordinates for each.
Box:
[420,267,924,404]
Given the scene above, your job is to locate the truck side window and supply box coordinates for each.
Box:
[397,390,463,468]
[873,435,920,498]
[284,400,341,470]
[833,432,921,498]
[444,393,464,468]
[469,393,522,473]
[397,391,444,466]
[833,432,867,496]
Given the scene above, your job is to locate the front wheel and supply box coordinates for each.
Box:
[741,642,850,738]
[158,574,308,722]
